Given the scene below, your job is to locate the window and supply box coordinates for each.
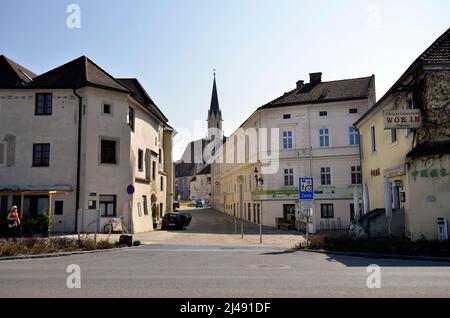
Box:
[101,139,117,164]
[349,127,360,145]
[54,201,64,215]
[100,195,116,217]
[283,114,291,119]
[0,143,5,166]
[284,168,294,187]
[103,103,112,114]
[32,143,50,167]
[351,166,362,185]
[282,131,293,149]
[349,108,358,114]
[152,161,156,180]
[319,111,328,117]
[160,176,164,191]
[159,149,162,163]
[319,128,330,147]
[391,129,397,143]
[370,126,376,152]
[138,149,144,171]
[128,107,135,131]
[142,195,148,215]
[320,167,331,185]
[321,204,334,218]
[35,93,52,115]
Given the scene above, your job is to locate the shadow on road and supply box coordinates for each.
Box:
[322,252,450,267]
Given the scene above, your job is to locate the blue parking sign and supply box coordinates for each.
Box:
[299,177,314,200]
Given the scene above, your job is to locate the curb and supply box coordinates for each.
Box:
[295,249,450,263]
[0,246,137,262]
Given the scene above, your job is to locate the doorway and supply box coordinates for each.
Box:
[283,204,295,225]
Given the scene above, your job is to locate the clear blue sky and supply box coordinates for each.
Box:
[1,0,449,159]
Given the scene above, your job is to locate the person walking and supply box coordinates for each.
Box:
[7,206,21,238]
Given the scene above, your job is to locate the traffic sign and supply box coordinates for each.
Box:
[299,177,314,200]
[127,184,135,195]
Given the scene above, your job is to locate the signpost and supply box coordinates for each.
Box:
[299,178,314,200]
[299,177,314,240]
[383,109,422,129]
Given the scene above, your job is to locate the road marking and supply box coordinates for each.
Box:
[124,248,283,253]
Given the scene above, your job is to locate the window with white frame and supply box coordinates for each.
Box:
[349,127,359,145]
[282,131,293,149]
[319,128,330,147]
[320,167,331,185]
[284,168,294,187]
[351,166,362,185]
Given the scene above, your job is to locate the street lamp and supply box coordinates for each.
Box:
[254,167,264,188]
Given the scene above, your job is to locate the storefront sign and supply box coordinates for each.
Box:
[384,165,406,177]
[411,168,449,181]
[383,109,422,129]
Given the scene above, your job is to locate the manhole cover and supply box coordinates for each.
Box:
[250,264,291,269]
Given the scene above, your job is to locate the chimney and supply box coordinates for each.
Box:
[309,72,322,85]
[296,80,304,90]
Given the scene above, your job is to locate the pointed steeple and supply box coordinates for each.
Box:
[207,70,223,141]
[208,70,221,118]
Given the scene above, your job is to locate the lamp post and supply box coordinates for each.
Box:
[254,166,264,244]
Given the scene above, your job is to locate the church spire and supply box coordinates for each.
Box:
[207,70,223,141]
[208,70,221,118]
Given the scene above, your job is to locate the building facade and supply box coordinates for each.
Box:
[0,55,175,234]
[211,72,376,232]
[355,27,450,240]
[189,165,211,202]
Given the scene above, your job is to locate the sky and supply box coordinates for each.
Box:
[0,0,449,160]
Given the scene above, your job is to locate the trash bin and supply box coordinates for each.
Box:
[119,234,133,247]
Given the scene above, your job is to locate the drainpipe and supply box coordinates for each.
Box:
[73,88,83,236]
[356,127,363,220]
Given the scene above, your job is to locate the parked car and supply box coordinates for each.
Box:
[161,212,191,230]
[180,212,192,226]
[173,201,180,210]
[196,199,206,208]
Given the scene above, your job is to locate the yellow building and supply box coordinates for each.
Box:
[355,27,450,240]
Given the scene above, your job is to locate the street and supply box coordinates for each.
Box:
[0,208,449,298]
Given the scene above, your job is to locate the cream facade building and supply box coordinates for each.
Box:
[189,165,211,202]
[0,55,175,234]
[355,27,450,240]
[211,73,375,232]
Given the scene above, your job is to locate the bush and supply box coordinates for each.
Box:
[133,240,141,246]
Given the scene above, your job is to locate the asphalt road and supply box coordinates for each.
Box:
[1,208,449,298]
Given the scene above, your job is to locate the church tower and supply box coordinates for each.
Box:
[207,71,223,142]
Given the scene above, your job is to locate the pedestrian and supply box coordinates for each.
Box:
[7,206,21,238]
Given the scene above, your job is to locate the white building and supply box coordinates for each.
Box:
[211,72,376,233]
[189,165,211,202]
[0,55,175,234]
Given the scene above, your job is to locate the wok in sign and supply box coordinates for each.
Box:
[383,109,422,129]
